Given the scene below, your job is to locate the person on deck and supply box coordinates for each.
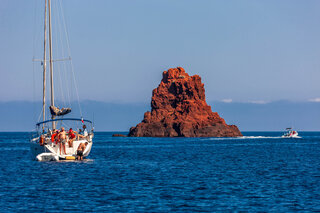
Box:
[58,127,67,155]
[82,125,88,136]
[68,128,77,148]
[51,129,59,144]
[76,142,88,160]
[78,125,88,140]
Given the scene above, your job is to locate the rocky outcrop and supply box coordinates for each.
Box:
[129,67,242,137]
[112,134,127,137]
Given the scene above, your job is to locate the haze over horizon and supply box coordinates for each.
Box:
[0,100,319,132]
[1,0,320,104]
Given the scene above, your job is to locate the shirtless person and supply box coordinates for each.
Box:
[58,127,67,155]
[76,142,88,160]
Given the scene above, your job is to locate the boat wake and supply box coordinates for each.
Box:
[207,136,284,140]
[237,136,283,139]
[229,135,302,139]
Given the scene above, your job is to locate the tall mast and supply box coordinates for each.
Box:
[42,0,47,130]
[48,0,55,129]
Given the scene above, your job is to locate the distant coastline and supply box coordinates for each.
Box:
[0,100,319,132]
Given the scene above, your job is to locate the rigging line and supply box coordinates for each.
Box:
[59,0,82,117]
[33,57,36,123]
[55,0,65,107]
[32,0,41,124]
[59,1,80,111]
[64,61,72,108]
[32,2,36,123]
[37,104,44,123]
[35,1,43,60]
[52,1,59,106]
[52,2,61,107]
[32,0,38,62]
[61,121,71,131]
[71,58,82,117]
[32,0,37,117]
[57,0,71,107]
[53,0,66,107]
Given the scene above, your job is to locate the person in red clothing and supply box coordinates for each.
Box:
[68,128,77,148]
[51,129,59,144]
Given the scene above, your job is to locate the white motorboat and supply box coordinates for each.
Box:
[281,128,300,138]
[30,0,93,161]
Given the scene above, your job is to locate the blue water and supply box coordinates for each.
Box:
[1,132,320,212]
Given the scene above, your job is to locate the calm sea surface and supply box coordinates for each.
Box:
[1,132,320,212]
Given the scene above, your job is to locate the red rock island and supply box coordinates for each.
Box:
[128,67,242,137]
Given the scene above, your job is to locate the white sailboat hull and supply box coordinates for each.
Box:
[30,136,93,161]
[30,139,46,158]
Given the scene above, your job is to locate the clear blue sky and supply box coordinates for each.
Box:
[1,0,320,104]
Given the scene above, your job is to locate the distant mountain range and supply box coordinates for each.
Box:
[0,100,319,132]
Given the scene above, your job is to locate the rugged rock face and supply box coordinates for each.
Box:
[112,134,127,137]
[129,67,242,137]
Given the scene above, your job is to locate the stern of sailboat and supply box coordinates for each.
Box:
[30,118,94,160]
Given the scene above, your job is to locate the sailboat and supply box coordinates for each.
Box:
[30,0,93,161]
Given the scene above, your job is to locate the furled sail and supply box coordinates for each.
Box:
[49,106,71,116]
